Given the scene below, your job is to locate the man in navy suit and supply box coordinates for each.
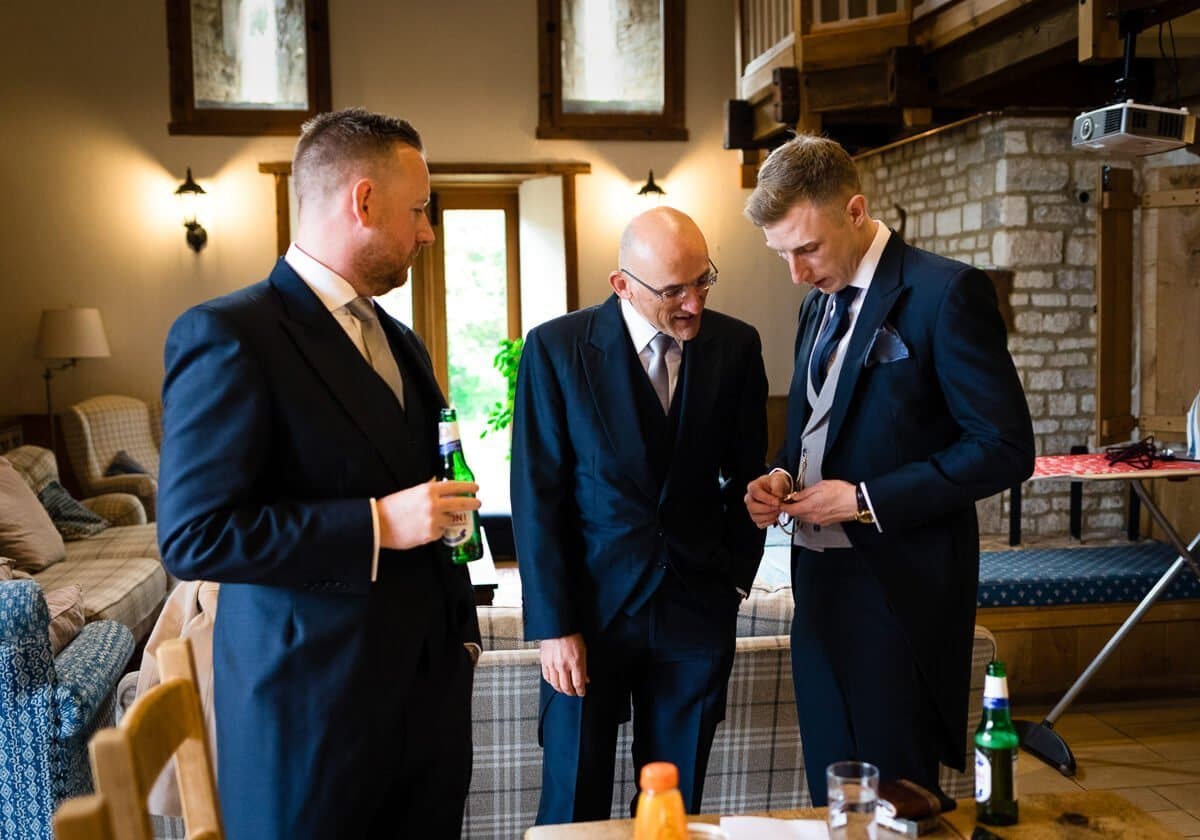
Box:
[158,109,482,839]
[512,207,768,823]
[743,135,1034,804]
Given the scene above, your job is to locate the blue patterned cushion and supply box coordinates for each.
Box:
[978,542,1200,607]
[104,450,148,477]
[36,481,109,541]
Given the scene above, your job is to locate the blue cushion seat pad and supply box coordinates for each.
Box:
[977,541,1200,608]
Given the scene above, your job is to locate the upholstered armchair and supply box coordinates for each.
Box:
[61,396,159,521]
[0,579,134,840]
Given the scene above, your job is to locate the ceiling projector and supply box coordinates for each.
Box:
[1072,101,1195,155]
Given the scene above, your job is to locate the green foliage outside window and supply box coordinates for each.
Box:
[483,337,523,440]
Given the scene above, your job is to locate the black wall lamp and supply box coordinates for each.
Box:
[637,169,666,203]
[175,168,208,252]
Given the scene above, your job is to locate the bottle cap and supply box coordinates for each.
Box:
[639,761,679,792]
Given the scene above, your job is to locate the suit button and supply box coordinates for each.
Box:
[814,525,821,532]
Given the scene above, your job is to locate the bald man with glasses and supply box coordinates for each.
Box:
[511,207,768,824]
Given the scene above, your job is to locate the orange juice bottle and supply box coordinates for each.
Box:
[633,761,687,840]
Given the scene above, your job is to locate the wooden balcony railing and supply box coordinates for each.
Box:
[736,0,913,100]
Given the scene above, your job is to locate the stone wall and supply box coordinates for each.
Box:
[857,114,1131,538]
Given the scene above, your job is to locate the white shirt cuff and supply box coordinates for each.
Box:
[368,497,381,582]
[859,482,883,533]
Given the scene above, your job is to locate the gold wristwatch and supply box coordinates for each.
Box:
[854,484,875,525]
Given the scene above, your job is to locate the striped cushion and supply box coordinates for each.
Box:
[38,480,110,541]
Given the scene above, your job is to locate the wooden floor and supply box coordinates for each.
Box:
[1013,696,1200,837]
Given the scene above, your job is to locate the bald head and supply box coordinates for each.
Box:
[611,207,713,343]
[619,207,708,278]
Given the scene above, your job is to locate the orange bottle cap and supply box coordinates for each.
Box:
[639,761,679,792]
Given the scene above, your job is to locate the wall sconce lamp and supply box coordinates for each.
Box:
[35,307,111,456]
[637,169,666,203]
[175,167,208,252]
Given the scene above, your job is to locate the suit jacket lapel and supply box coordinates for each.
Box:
[580,295,658,502]
[784,290,823,470]
[269,261,412,484]
[825,233,907,454]
[376,308,446,415]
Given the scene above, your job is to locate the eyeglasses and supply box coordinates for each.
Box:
[619,259,719,301]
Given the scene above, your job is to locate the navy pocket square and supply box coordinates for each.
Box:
[865,323,910,367]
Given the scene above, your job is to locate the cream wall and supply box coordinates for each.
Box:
[0,1,802,417]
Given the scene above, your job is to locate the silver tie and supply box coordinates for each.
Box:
[647,332,673,413]
[346,298,406,410]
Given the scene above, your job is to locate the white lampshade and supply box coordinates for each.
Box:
[35,308,111,360]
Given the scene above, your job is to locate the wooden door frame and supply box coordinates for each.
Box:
[413,186,522,395]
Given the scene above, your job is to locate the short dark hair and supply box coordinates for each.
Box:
[293,108,424,211]
[744,134,861,227]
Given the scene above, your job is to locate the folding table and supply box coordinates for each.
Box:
[1011,453,1200,776]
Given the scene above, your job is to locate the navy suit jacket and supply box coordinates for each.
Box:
[782,234,1034,766]
[512,295,768,641]
[157,260,479,836]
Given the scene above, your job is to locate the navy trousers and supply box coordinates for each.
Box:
[536,575,738,824]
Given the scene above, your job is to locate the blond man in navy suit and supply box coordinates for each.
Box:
[744,135,1034,804]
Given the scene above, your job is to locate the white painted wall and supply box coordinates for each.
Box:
[0,0,804,418]
[517,176,567,334]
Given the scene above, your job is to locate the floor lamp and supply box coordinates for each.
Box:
[35,307,111,457]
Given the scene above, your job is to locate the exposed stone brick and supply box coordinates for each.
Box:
[993,230,1063,267]
[961,202,982,232]
[1032,293,1069,308]
[1014,270,1055,289]
[1049,393,1077,416]
[1029,370,1064,391]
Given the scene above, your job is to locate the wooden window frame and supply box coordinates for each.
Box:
[537,0,687,141]
[166,0,332,136]
[257,160,590,310]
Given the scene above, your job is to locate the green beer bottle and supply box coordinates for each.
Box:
[975,660,1019,825]
[438,408,483,564]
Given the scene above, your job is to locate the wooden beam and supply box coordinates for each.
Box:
[1080,0,1122,63]
[1095,165,1137,446]
[931,1,1078,95]
[1143,187,1200,207]
[913,0,1037,51]
[801,47,928,113]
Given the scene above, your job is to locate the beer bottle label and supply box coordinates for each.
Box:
[438,421,462,450]
[975,749,991,802]
[443,510,476,547]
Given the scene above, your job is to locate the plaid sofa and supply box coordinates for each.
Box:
[465,583,996,838]
[4,446,168,643]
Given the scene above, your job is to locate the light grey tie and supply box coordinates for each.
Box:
[346,297,406,410]
[646,332,673,413]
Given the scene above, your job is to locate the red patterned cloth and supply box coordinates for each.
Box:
[1032,453,1200,480]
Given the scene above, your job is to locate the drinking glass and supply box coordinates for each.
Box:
[826,760,879,840]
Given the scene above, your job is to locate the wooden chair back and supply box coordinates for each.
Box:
[53,793,115,840]
[89,637,224,840]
